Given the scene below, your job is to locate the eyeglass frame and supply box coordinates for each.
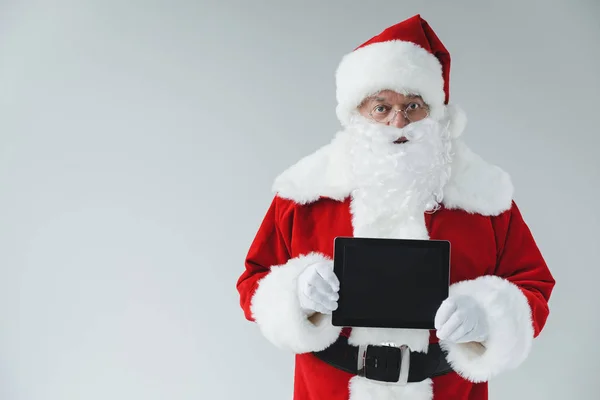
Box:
[367,101,430,124]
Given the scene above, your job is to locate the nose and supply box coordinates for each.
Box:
[388,110,409,128]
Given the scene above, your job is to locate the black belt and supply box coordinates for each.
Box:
[312,335,453,384]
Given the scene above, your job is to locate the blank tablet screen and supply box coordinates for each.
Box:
[332,237,450,329]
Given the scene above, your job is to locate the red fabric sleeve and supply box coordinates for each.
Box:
[493,201,556,337]
[236,196,293,321]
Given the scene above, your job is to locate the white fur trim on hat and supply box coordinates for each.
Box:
[335,40,446,126]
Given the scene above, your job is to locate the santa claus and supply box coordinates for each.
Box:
[236,14,555,400]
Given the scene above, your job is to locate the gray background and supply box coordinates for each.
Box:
[1,0,598,399]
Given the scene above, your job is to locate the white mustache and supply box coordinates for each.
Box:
[348,116,444,144]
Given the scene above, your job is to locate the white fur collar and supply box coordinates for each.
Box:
[272,131,514,216]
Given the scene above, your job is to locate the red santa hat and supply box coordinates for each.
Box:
[335,14,466,137]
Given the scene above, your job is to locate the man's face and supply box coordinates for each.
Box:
[357,90,429,133]
[348,90,451,213]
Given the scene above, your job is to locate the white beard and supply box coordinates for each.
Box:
[346,116,452,239]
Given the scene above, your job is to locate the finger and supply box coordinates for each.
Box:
[305,298,337,314]
[471,320,489,342]
[310,289,338,311]
[305,299,330,314]
[436,311,464,340]
[303,284,338,310]
[435,298,457,330]
[445,320,472,343]
[315,262,340,292]
[308,275,339,301]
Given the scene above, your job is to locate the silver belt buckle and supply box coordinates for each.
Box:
[397,344,411,385]
[357,344,368,372]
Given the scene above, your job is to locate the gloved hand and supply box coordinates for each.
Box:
[435,295,489,343]
[297,260,340,315]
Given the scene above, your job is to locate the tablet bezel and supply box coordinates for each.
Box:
[331,236,451,329]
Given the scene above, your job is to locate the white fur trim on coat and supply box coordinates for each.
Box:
[272,132,514,216]
[271,131,355,205]
[349,376,433,400]
[439,275,534,383]
[442,140,514,216]
[335,40,445,126]
[249,253,343,354]
[347,326,430,353]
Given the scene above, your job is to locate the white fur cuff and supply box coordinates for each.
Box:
[439,275,534,382]
[250,253,343,354]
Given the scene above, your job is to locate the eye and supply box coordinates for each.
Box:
[373,105,389,114]
[407,102,421,110]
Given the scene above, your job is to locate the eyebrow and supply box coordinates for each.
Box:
[370,94,423,103]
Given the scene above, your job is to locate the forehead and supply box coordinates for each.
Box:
[365,90,422,103]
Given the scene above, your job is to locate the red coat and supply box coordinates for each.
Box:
[236,138,555,400]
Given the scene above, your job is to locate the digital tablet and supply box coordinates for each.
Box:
[332,237,450,329]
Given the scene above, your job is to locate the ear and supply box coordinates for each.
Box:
[445,104,467,138]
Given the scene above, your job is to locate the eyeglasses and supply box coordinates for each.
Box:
[368,101,430,124]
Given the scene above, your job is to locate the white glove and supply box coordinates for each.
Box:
[435,295,489,343]
[297,260,340,315]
